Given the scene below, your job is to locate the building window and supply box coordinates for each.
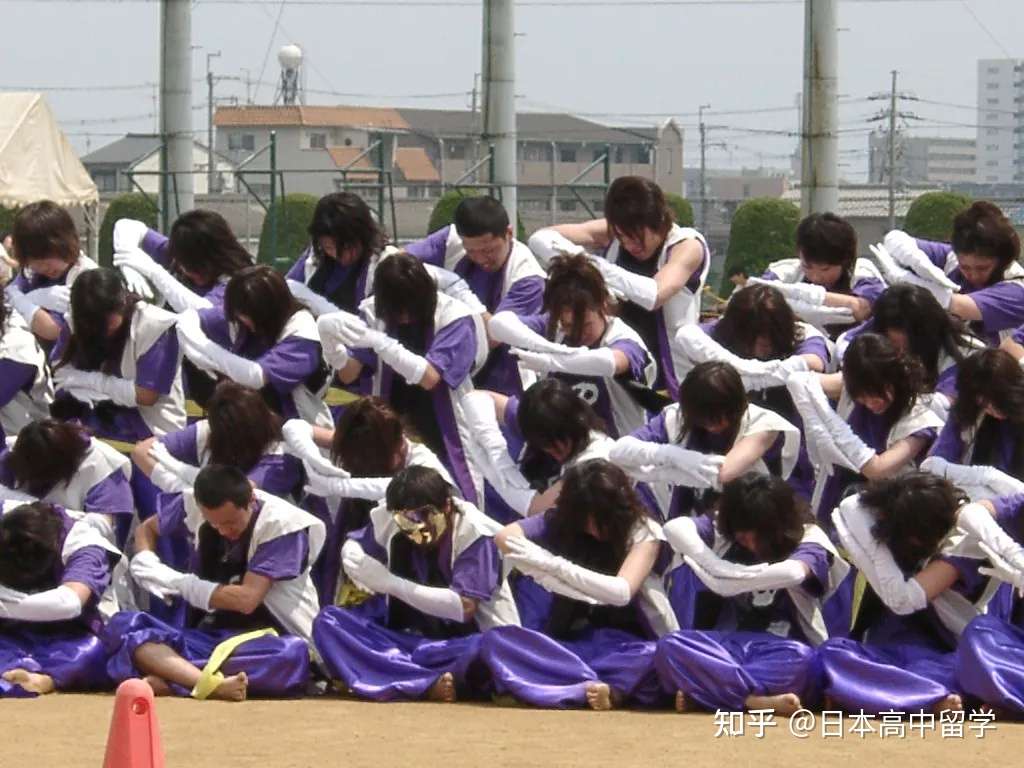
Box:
[987,98,1001,105]
[988,67,1000,74]
[559,148,577,163]
[228,133,255,151]
[637,145,651,164]
[988,128,1000,136]
[986,160,999,167]
[742,183,752,198]
[447,142,466,159]
[987,112,1000,120]
[987,81,1001,88]
[558,199,577,212]
[309,132,327,149]
[986,144,1000,150]
[94,172,117,192]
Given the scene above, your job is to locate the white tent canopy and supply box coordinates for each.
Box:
[0,93,98,208]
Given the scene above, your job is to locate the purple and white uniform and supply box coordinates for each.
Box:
[14,252,98,326]
[912,235,1024,345]
[0,312,52,436]
[0,501,122,697]
[405,226,546,396]
[198,306,332,427]
[139,228,230,308]
[159,420,304,500]
[599,225,711,399]
[479,513,676,708]
[312,497,518,701]
[516,312,656,438]
[929,411,1022,477]
[353,292,488,504]
[287,244,375,315]
[106,489,325,697]
[763,256,886,305]
[657,517,848,711]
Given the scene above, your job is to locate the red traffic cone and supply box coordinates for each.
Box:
[102,678,165,768]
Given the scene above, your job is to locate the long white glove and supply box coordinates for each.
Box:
[956,502,1024,572]
[317,310,370,370]
[0,585,83,622]
[786,372,874,472]
[870,244,953,309]
[281,419,347,478]
[487,311,576,355]
[129,550,185,602]
[24,285,70,314]
[425,265,487,315]
[54,367,137,408]
[114,249,210,312]
[663,516,767,579]
[588,256,659,311]
[178,574,219,612]
[747,276,826,306]
[304,469,390,501]
[341,540,465,622]
[461,391,535,515]
[0,483,38,503]
[504,534,632,606]
[286,279,342,318]
[675,325,809,390]
[609,435,723,490]
[176,309,265,389]
[832,496,928,615]
[921,456,1024,498]
[684,555,809,597]
[527,229,586,268]
[148,441,200,486]
[882,231,958,290]
[112,218,150,253]
[978,542,1024,595]
[355,326,429,386]
[786,299,855,329]
[119,265,156,302]
[5,284,40,325]
[511,347,618,378]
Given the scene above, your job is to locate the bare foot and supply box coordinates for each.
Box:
[934,693,963,714]
[585,681,612,711]
[144,675,172,697]
[675,690,692,713]
[2,669,56,695]
[746,692,802,716]
[426,672,456,703]
[209,672,248,702]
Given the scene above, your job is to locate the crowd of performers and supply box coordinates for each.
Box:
[4,179,1024,717]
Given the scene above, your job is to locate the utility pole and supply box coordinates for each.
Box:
[887,69,897,230]
[698,103,710,233]
[470,72,480,183]
[160,0,194,227]
[206,50,221,196]
[800,0,839,214]
[482,0,517,220]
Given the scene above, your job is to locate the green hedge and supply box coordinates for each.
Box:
[0,205,17,235]
[903,191,972,242]
[720,197,801,292]
[99,194,159,266]
[665,193,695,227]
[257,193,319,272]
[428,189,526,241]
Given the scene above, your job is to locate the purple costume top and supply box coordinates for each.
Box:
[140,229,228,307]
[405,226,545,396]
[0,448,132,519]
[930,416,1020,474]
[915,237,1024,345]
[287,245,373,315]
[761,258,886,305]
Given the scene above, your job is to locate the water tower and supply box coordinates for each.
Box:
[276,44,304,105]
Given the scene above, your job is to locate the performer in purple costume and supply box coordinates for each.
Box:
[656,475,848,715]
[481,460,676,710]
[820,474,995,714]
[0,295,52,436]
[313,465,518,703]
[0,501,121,697]
[108,465,322,701]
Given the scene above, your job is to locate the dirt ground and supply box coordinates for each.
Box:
[7,694,1024,768]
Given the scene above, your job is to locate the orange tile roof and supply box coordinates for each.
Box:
[394,147,439,182]
[214,105,410,131]
[326,146,377,181]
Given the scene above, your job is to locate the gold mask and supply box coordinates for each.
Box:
[391,504,448,546]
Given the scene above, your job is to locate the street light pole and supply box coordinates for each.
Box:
[206,50,221,196]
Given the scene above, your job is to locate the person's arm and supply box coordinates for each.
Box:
[131,437,159,477]
[546,220,611,251]
[912,559,961,602]
[135,514,159,552]
[719,430,778,485]
[208,571,274,615]
[817,372,844,400]
[822,290,872,323]
[1000,335,1024,361]
[860,435,930,480]
[948,294,984,323]
[650,238,705,310]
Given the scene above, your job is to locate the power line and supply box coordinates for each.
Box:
[959,0,1013,59]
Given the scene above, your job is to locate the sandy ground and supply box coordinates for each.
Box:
[7,694,1023,768]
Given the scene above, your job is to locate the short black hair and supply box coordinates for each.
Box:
[385,465,453,511]
[453,196,510,239]
[194,464,253,509]
[727,265,748,277]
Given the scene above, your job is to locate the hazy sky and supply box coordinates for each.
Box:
[1,0,1020,180]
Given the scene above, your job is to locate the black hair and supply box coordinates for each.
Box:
[711,283,799,359]
[952,348,1024,429]
[12,201,79,266]
[58,267,139,372]
[717,473,811,562]
[796,212,857,288]
[453,196,510,239]
[372,251,437,328]
[205,381,282,472]
[842,333,925,429]
[6,420,90,497]
[951,201,1021,282]
[224,264,303,344]
[0,502,64,592]
[168,209,252,284]
[193,464,254,509]
[542,253,611,346]
[604,176,673,243]
[385,464,454,512]
[518,378,603,462]
[332,396,405,477]
[308,192,385,264]
[676,362,747,448]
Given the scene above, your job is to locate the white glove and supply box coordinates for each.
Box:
[786,372,875,472]
[609,435,723,490]
[358,327,429,385]
[747,276,826,306]
[54,367,137,408]
[114,249,210,312]
[504,535,631,606]
[148,441,200,485]
[675,325,810,390]
[0,484,38,503]
[921,456,1024,498]
[882,231,958,291]
[978,541,1024,594]
[119,265,156,302]
[425,265,487,315]
[175,311,264,389]
[178,574,219,611]
[129,550,185,602]
[663,516,768,579]
[286,279,342,318]
[511,347,617,378]
[500,536,599,604]
[304,469,389,501]
[5,284,40,324]
[24,285,70,314]
[488,311,576,355]
[870,244,953,309]
[786,299,855,329]
[0,585,83,622]
[112,218,150,253]
[460,392,535,515]
[832,496,928,616]
[956,502,1024,573]
[588,256,659,311]
[527,229,586,267]
[316,310,367,357]
[281,419,347,478]
[684,556,808,597]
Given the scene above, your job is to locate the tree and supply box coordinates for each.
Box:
[428,189,526,240]
[903,191,972,242]
[99,193,159,266]
[720,197,801,292]
[0,205,17,235]
[664,193,695,227]
[257,193,319,272]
